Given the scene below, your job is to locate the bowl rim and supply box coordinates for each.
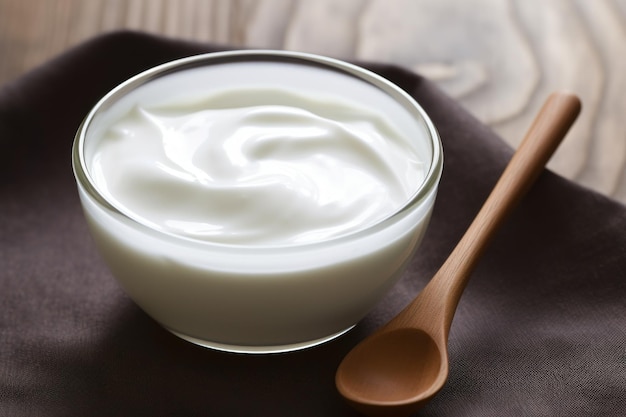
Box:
[72,49,443,251]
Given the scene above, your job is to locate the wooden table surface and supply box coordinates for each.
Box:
[1,0,625,205]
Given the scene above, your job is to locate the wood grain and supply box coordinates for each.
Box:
[1,0,624,204]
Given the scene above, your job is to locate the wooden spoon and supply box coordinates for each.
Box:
[335,92,581,417]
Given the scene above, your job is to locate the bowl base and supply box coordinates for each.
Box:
[166,326,355,354]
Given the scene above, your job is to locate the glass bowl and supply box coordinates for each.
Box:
[72,50,443,353]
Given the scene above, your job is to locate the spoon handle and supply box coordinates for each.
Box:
[426,92,581,332]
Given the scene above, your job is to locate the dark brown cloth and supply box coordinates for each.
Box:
[1,31,624,417]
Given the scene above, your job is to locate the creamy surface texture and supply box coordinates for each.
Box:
[90,88,425,245]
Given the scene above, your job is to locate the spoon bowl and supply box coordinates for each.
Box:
[336,92,581,416]
[339,328,445,416]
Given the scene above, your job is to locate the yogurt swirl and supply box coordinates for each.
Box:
[90,88,425,245]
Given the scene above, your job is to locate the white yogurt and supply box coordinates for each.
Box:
[74,51,442,352]
[90,87,425,245]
